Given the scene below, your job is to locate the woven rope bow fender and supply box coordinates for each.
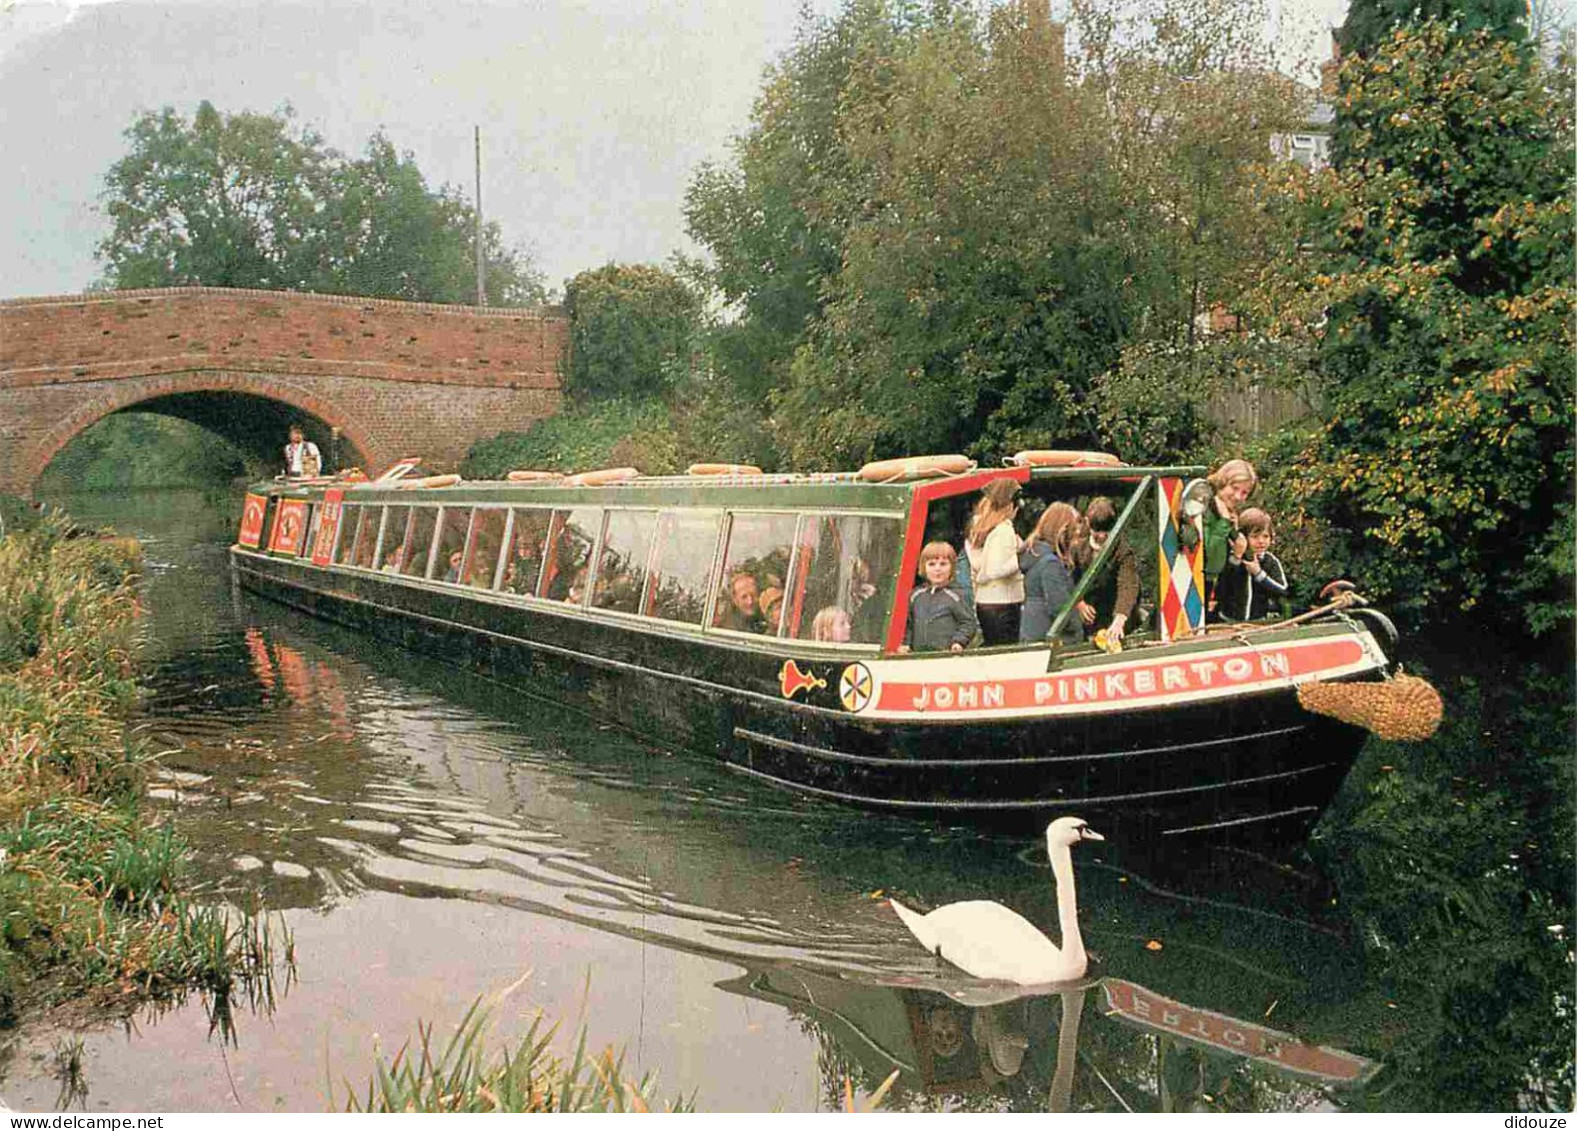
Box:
[1296,673,1444,742]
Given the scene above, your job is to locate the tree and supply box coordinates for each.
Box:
[1339,0,1527,59]
[97,102,544,304]
[754,0,1303,466]
[1252,24,1574,630]
[562,264,702,401]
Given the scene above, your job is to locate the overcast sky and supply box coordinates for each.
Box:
[4,0,1360,300]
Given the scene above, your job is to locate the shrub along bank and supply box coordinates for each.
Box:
[0,514,287,1024]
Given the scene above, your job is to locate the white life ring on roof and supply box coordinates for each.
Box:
[687,462,763,477]
[857,454,975,482]
[1009,450,1124,468]
[506,469,565,482]
[564,466,639,487]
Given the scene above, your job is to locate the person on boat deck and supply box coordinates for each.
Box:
[1185,459,1257,614]
[902,542,976,653]
[811,605,853,643]
[965,479,1025,645]
[719,572,767,634]
[1018,503,1083,645]
[1073,497,1140,645]
[1211,507,1288,622]
[283,424,323,478]
[444,550,463,584]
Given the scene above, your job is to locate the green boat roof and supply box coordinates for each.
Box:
[252,462,1208,511]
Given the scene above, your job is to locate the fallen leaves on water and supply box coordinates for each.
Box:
[1145,939,1163,951]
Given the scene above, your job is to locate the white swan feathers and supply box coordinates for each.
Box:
[890,816,1102,985]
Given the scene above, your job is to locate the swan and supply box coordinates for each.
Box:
[890,816,1102,985]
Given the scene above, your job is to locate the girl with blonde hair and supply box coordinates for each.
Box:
[965,478,1025,645]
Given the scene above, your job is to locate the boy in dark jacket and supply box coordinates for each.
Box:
[902,542,977,652]
[1212,508,1288,622]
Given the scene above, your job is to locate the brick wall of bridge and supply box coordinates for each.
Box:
[0,287,567,495]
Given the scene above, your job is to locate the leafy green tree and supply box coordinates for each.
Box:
[1339,0,1527,58]
[97,102,543,304]
[562,264,702,401]
[683,0,922,407]
[755,0,1302,466]
[1253,24,1574,630]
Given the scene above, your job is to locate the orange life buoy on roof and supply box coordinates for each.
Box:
[687,462,764,477]
[1009,450,1125,468]
[506,469,566,482]
[857,454,975,483]
[396,473,462,490]
[564,466,639,488]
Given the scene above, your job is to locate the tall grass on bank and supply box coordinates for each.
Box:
[0,515,291,1023]
[337,986,692,1113]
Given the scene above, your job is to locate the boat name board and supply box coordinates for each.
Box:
[842,636,1374,719]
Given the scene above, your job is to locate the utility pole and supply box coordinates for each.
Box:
[474,125,486,307]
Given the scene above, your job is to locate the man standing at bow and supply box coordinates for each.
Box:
[283,423,323,478]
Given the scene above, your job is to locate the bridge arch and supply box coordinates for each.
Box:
[28,372,379,490]
[1,287,566,497]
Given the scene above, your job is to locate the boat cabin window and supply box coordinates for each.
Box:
[715,513,797,635]
[592,509,657,615]
[645,511,721,625]
[464,507,508,589]
[302,504,321,559]
[924,478,1157,643]
[787,515,903,645]
[434,506,472,583]
[331,504,359,565]
[501,507,551,595]
[401,506,439,578]
[540,508,600,604]
[348,506,380,569]
[379,505,412,573]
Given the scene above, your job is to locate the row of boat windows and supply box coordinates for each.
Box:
[299,501,903,645]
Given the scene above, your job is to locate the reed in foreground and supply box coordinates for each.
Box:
[337,989,692,1113]
[0,515,292,1022]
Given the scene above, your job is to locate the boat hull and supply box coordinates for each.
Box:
[232,549,1376,840]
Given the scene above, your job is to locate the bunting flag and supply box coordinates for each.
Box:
[1157,477,1205,642]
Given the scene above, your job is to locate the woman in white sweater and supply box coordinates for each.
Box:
[964,479,1025,645]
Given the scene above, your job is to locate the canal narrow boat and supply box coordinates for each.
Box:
[229,456,1400,839]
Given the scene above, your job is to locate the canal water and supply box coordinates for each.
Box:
[0,491,1536,1111]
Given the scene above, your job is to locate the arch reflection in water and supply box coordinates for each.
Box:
[715,966,1378,1113]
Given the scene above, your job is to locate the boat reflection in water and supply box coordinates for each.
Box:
[718,965,1378,1112]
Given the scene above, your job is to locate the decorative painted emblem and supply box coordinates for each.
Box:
[310,489,345,566]
[1157,477,1206,642]
[779,659,826,699]
[268,499,310,556]
[238,493,268,548]
[839,662,874,713]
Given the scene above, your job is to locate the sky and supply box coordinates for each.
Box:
[3,0,1361,300]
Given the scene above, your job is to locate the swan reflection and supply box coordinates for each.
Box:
[717,966,1377,1112]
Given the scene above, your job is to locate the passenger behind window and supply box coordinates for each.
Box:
[811,606,852,643]
[1019,503,1082,644]
[902,542,976,653]
[718,572,767,633]
[760,586,784,634]
[382,547,405,574]
[1073,497,1140,646]
[443,550,463,583]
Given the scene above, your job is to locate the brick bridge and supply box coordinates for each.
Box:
[0,287,566,496]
